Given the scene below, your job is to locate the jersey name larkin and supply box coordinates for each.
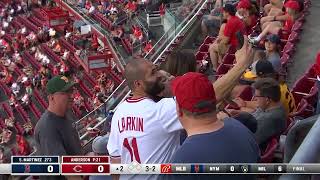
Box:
[118,117,144,133]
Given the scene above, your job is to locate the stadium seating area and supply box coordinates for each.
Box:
[71,0,151,55]
[0,1,125,159]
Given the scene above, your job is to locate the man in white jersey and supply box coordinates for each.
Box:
[107,59,182,166]
[107,37,254,180]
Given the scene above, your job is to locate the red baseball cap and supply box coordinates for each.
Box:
[171,72,216,113]
[284,0,300,11]
[237,0,251,10]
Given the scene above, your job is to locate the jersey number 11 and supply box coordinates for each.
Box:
[123,138,141,163]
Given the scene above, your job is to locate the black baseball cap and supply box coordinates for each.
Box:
[255,60,275,77]
[222,3,237,16]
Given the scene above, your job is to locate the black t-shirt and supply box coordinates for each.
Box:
[34,110,82,180]
[34,110,82,156]
[165,118,260,180]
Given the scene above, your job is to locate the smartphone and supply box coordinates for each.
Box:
[222,108,232,117]
[236,31,244,50]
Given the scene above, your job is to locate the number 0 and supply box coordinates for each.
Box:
[47,165,53,173]
[98,165,104,173]
[230,166,234,172]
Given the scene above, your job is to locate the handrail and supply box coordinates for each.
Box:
[75,80,126,125]
[57,0,126,70]
[145,0,206,62]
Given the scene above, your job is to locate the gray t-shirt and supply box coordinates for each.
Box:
[266,52,281,73]
[251,105,286,146]
[34,110,82,156]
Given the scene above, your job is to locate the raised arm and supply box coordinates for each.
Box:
[213,37,254,103]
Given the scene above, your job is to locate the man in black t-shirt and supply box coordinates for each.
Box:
[168,72,260,180]
[34,75,82,180]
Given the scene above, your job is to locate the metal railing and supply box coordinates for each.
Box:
[79,0,210,146]
[61,0,127,68]
[143,3,206,62]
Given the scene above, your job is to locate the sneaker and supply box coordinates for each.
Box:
[248,35,259,46]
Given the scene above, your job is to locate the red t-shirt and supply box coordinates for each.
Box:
[127,2,137,12]
[283,16,294,32]
[223,16,245,47]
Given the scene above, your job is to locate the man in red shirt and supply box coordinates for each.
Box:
[209,3,245,72]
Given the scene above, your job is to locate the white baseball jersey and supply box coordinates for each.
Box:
[107,97,182,180]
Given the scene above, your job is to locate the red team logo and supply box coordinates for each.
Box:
[24,165,30,173]
[161,164,172,173]
[194,165,200,173]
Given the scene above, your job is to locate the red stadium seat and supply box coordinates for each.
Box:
[16,105,29,123]
[304,64,317,78]
[121,38,133,54]
[199,43,209,53]
[291,76,316,99]
[0,83,11,97]
[28,16,43,27]
[203,36,215,44]
[79,81,94,98]
[216,64,232,76]
[17,16,38,32]
[24,52,41,70]
[292,21,303,32]
[30,103,41,119]
[260,137,279,163]
[283,117,296,135]
[280,53,290,67]
[60,38,77,52]
[222,53,235,65]
[227,46,237,55]
[40,44,62,64]
[287,31,300,44]
[195,51,208,61]
[2,103,13,117]
[292,85,318,107]
[72,105,82,118]
[84,101,93,112]
[282,42,295,56]
[15,122,24,135]
[83,72,97,87]
[0,117,5,129]
[33,89,48,109]
[289,99,314,119]
[238,86,253,101]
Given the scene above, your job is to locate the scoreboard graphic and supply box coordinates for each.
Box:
[0,156,318,175]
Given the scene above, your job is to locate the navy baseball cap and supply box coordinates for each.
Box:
[222,3,237,16]
[266,34,281,44]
